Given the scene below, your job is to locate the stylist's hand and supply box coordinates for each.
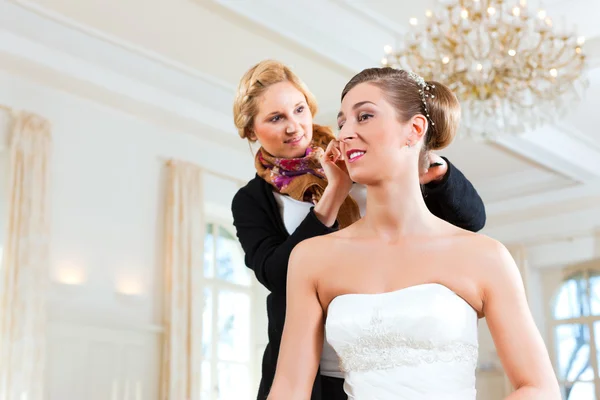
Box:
[313,140,353,227]
[420,152,448,185]
[321,139,353,194]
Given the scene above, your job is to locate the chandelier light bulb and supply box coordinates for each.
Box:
[512,7,521,17]
[425,9,433,18]
[409,17,418,26]
[384,45,393,54]
[476,63,483,71]
[487,7,496,15]
[550,68,558,77]
[381,57,389,65]
[461,9,469,19]
[577,36,585,45]
[545,17,552,27]
[508,49,516,56]
[442,56,450,64]
[520,0,527,7]
[538,10,546,19]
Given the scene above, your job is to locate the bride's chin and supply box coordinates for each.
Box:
[349,171,375,186]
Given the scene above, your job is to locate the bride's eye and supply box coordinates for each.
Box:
[358,113,373,122]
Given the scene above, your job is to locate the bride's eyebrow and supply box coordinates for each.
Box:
[337,101,377,119]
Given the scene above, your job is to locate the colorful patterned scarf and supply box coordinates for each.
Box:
[255,125,360,229]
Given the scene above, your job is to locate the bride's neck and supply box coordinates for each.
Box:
[362,173,438,241]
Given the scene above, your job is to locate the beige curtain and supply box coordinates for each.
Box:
[160,160,205,400]
[0,111,52,400]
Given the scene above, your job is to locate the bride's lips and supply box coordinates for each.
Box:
[346,149,367,163]
[285,134,304,145]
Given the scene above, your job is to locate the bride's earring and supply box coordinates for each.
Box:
[405,131,415,149]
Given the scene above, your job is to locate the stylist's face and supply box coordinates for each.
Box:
[252,81,313,158]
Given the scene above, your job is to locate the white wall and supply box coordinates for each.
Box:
[0,69,262,399]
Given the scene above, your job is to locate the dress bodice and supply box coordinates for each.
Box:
[325,283,479,399]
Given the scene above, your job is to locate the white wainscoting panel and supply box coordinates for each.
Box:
[46,321,163,400]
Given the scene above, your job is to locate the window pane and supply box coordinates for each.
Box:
[596,321,600,377]
[216,226,251,286]
[204,224,215,278]
[217,363,250,400]
[203,287,212,359]
[217,291,251,362]
[200,360,212,399]
[554,274,589,320]
[561,381,596,399]
[555,324,591,381]
[590,273,600,316]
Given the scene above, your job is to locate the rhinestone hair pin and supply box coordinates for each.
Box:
[406,71,435,130]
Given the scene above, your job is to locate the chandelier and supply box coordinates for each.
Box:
[381,0,589,139]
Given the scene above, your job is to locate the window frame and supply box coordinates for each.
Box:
[201,216,257,400]
[550,261,600,400]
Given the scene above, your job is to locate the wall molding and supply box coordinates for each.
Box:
[6,0,235,91]
[0,0,239,144]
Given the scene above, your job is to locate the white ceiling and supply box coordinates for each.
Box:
[1,0,600,246]
[352,0,600,40]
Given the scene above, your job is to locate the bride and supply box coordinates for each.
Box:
[266,67,560,399]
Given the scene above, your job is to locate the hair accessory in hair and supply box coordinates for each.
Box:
[406,70,436,130]
[407,71,426,88]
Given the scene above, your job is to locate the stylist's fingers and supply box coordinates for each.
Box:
[324,140,342,163]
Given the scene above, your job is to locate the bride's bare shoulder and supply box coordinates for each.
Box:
[461,232,510,255]
[288,234,339,271]
[451,230,511,261]
[455,233,522,291]
[288,226,357,271]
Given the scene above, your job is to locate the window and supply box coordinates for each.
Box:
[201,222,254,400]
[552,265,600,400]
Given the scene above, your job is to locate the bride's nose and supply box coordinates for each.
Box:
[338,128,357,143]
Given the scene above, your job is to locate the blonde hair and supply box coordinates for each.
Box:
[233,59,321,143]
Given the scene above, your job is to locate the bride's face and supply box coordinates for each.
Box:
[336,83,415,185]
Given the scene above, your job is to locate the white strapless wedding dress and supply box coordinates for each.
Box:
[325,283,479,399]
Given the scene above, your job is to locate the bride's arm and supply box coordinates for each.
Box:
[482,241,560,399]
[267,240,324,400]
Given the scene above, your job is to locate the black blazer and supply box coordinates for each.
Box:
[231,157,486,400]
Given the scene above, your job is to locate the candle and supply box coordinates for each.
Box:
[136,381,142,400]
[111,380,118,400]
[124,379,130,400]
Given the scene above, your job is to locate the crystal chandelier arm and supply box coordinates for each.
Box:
[382,0,589,138]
